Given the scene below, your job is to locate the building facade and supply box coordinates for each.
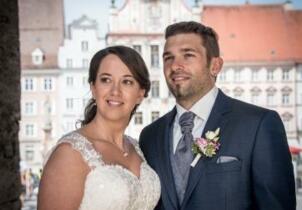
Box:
[58,15,104,135]
[107,0,302,148]
[18,0,302,172]
[19,0,64,172]
[107,0,202,138]
[203,3,302,148]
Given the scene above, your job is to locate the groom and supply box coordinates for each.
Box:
[139,21,296,210]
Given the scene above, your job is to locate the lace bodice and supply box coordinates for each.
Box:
[48,131,161,210]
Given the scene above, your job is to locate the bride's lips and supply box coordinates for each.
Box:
[106,99,124,106]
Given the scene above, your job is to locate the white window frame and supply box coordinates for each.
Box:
[66,76,74,87]
[151,80,160,98]
[66,98,74,110]
[81,41,89,52]
[151,111,160,122]
[43,77,53,91]
[150,45,159,68]
[134,112,143,125]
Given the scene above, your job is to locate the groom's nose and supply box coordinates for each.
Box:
[171,57,185,72]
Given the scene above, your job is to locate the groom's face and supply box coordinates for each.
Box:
[163,33,216,108]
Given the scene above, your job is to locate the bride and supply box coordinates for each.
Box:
[37,46,161,210]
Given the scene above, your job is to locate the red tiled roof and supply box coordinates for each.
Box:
[19,0,64,69]
[201,5,302,62]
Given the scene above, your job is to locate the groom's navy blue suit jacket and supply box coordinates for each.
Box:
[139,90,296,210]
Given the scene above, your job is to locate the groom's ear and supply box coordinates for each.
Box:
[210,57,223,77]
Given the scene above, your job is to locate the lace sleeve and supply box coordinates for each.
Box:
[44,131,103,169]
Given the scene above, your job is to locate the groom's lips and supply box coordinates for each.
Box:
[171,74,190,84]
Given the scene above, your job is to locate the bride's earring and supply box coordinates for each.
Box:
[92,98,97,106]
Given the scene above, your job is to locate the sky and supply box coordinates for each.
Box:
[64,0,302,38]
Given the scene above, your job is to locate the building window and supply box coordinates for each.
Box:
[233,87,244,100]
[151,111,160,122]
[43,77,52,91]
[282,112,293,131]
[24,102,34,115]
[251,93,259,104]
[82,76,88,86]
[282,93,290,105]
[267,93,275,106]
[31,48,44,65]
[299,69,302,81]
[66,76,74,87]
[151,45,159,68]
[82,59,89,68]
[281,86,292,105]
[267,70,274,81]
[151,80,160,98]
[250,87,261,104]
[251,70,259,82]
[24,78,34,91]
[25,124,34,137]
[282,70,290,81]
[134,112,143,125]
[44,100,52,114]
[234,70,241,82]
[234,92,242,100]
[66,59,73,68]
[25,145,34,161]
[283,120,290,131]
[133,45,142,54]
[66,98,74,110]
[81,41,89,52]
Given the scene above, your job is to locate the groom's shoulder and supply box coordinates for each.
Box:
[229,96,275,117]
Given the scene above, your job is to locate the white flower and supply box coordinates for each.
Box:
[205,127,220,140]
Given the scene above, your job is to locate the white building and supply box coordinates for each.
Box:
[106,1,302,148]
[107,0,202,138]
[297,64,302,145]
[19,0,64,173]
[217,62,299,146]
[58,15,105,135]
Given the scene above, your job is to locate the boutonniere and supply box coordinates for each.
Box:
[190,127,221,167]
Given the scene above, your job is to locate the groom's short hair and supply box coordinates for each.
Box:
[165,21,220,66]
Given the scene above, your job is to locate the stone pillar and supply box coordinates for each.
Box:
[0,0,22,209]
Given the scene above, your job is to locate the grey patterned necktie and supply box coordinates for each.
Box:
[174,111,195,203]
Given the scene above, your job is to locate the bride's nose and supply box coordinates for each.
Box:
[109,82,122,96]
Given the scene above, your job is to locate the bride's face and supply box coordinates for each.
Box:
[91,54,145,122]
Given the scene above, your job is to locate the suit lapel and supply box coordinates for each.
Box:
[181,90,233,208]
[157,108,179,209]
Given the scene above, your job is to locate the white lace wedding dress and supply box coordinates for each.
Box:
[47,131,161,210]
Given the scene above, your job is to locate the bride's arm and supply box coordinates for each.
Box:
[37,143,90,210]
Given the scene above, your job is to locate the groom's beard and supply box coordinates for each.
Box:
[167,81,204,102]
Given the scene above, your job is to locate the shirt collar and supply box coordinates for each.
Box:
[175,86,218,122]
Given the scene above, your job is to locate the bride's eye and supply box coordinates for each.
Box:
[100,77,111,83]
[122,79,134,86]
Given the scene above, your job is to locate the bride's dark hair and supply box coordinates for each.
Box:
[80,46,150,126]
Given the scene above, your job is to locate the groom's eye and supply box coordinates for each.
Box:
[184,53,194,58]
[163,56,173,62]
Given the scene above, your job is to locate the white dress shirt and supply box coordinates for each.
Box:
[172,86,219,153]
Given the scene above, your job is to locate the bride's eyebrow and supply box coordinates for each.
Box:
[123,75,134,78]
[99,73,111,77]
